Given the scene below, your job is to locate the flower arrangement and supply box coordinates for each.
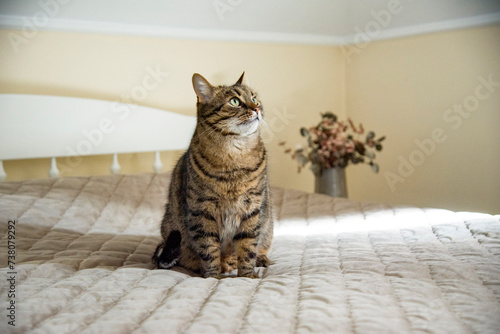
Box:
[281,112,385,175]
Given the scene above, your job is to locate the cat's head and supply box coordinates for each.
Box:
[192,72,263,137]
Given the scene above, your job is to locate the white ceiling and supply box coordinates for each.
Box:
[0,0,499,45]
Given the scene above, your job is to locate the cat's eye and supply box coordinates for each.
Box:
[229,97,240,107]
[251,97,259,105]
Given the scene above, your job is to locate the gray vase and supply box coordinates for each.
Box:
[314,167,348,198]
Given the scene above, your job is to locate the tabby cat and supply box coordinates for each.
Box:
[153,72,273,278]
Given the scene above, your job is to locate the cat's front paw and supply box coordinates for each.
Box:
[221,254,238,273]
[237,268,258,278]
[202,271,221,279]
[203,273,220,279]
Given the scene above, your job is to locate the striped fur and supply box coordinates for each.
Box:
[153,73,273,278]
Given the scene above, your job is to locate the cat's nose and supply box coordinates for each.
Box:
[254,108,262,120]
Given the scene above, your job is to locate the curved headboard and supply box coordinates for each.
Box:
[0,94,197,180]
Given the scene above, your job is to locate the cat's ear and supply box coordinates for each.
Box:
[235,71,245,85]
[192,73,214,103]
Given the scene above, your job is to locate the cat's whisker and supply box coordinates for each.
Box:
[196,117,238,137]
[260,118,271,131]
[196,120,221,138]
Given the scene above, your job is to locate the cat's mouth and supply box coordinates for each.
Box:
[239,116,259,125]
[238,110,262,125]
[232,112,261,136]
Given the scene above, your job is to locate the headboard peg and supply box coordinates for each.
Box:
[153,151,163,173]
[111,154,121,175]
[49,157,60,178]
[0,160,6,182]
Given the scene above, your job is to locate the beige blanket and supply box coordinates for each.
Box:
[1,173,499,333]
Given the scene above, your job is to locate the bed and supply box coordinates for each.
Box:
[1,94,499,334]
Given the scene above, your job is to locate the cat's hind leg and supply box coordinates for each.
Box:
[153,230,181,269]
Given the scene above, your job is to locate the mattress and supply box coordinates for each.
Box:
[1,172,499,333]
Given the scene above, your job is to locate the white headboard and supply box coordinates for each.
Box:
[0,94,197,181]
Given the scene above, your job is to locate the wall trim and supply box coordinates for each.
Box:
[1,12,499,46]
[338,12,500,46]
[0,14,343,45]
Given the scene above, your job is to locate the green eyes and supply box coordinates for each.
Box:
[228,97,259,107]
[229,98,240,107]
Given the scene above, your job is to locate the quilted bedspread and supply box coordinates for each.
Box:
[1,173,499,334]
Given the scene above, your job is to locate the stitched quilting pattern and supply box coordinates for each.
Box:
[1,173,499,333]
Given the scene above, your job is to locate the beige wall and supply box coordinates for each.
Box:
[344,25,500,214]
[1,25,499,214]
[0,30,343,192]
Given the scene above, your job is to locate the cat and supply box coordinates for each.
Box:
[153,72,273,278]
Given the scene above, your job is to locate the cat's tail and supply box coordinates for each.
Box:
[152,230,181,269]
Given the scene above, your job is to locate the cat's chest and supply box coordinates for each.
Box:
[218,197,245,223]
[217,197,251,239]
